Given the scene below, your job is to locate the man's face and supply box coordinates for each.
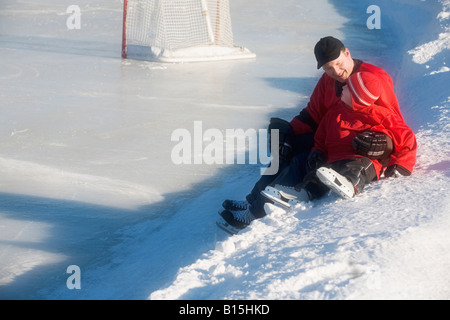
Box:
[322,48,354,83]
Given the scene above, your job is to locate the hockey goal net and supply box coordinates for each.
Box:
[122,0,255,62]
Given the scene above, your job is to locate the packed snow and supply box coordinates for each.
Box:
[0,0,449,300]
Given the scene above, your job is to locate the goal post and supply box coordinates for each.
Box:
[121,0,256,63]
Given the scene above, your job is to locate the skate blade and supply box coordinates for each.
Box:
[316,167,354,199]
[216,219,240,235]
[260,189,291,208]
[276,186,311,204]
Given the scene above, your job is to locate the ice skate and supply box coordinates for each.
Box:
[316,167,355,199]
[216,208,255,235]
[260,184,310,208]
[222,199,249,211]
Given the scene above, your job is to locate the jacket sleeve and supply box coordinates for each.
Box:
[290,73,328,135]
[372,114,417,174]
[311,115,328,157]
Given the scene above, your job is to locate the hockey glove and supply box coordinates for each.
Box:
[299,171,329,200]
[352,131,393,160]
[384,164,411,178]
[268,118,294,163]
[307,150,327,171]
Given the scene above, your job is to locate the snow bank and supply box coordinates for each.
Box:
[408,0,450,64]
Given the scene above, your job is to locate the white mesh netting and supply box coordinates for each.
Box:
[123,0,254,62]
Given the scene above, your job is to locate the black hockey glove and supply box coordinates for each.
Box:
[307,150,327,171]
[298,171,329,200]
[384,164,411,178]
[352,131,393,160]
[268,118,294,163]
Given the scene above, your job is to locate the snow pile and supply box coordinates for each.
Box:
[408,0,449,65]
[408,32,450,65]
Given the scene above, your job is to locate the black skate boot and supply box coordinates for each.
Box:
[222,199,249,211]
[216,208,256,235]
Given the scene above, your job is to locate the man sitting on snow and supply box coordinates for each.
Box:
[218,36,414,233]
[307,71,416,199]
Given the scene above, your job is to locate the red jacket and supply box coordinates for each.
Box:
[313,101,417,178]
[290,61,404,135]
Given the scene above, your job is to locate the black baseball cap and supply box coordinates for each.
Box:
[314,36,345,69]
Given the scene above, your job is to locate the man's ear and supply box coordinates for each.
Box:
[344,48,351,58]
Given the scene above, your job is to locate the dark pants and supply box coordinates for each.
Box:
[326,157,377,195]
[246,133,314,218]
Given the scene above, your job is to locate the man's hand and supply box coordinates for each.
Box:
[384,164,411,178]
[307,150,327,171]
[268,118,294,162]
